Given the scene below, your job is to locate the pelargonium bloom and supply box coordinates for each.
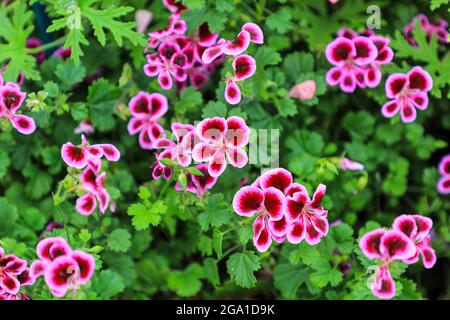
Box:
[325,36,378,92]
[0,246,29,295]
[0,81,36,135]
[381,66,432,123]
[151,149,174,181]
[31,237,95,298]
[233,185,286,252]
[61,135,120,171]
[152,122,196,167]
[403,14,449,47]
[364,36,394,88]
[175,164,217,197]
[359,228,416,299]
[192,116,250,177]
[76,168,110,215]
[127,91,168,150]
[392,214,436,268]
[437,154,450,195]
[339,157,364,171]
[288,80,317,100]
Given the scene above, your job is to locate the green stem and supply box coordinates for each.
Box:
[26,36,67,54]
[158,178,172,199]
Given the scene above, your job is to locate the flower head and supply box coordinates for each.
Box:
[175,164,217,197]
[437,154,450,195]
[381,66,432,123]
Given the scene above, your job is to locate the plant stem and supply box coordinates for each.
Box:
[26,36,67,54]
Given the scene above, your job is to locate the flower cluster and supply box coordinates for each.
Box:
[192,116,250,177]
[360,214,436,299]
[0,246,35,300]
[127,91,168,150]
[144,4,221,91]
[30,237,95,298]
[0,77,36,135]
[61,135,120,215]
[403,14,449,47]
[233,168,329,252]
[437,154,450,195]
[202,23,263,104]
[325,29,393,92]
[381,66,432,123]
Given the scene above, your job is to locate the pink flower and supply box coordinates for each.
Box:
[76,168,110,215]
[0,247,30,295]
[0,81,36,135]
[74,120,95,135]
[175,164,218,197]
[364,36,394,88]
[127,91,167,149]
[392,215,436,268]
[437,154,450,194]
[403,14,449,47]
[135,9,153,33]
[325,36,378,92]
[31,237,95,298]
[288,80,317,100]
[53,47,72,59]
[152,122,196,167]
[381,66,432,123]
[192,116,250,177]
[232,168,330,252]
[151,149,174,181]
[339,157,364,171]
[162,0,188,13]
[61,134,120,171]
[26,38,46,64]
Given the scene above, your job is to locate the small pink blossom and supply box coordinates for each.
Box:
[74,120,95,135]
[403,14,449,47]
[192,116,250,177]
[339,157,364,171]
[0,246,33,297]
[175,164,218,197]
[127,91,168,150]
[135,9,153,33]
[437,154,450,195]
[0,81,36,135]
[288,80,317,100]
[381,66,432,123]
[26,38,46,64]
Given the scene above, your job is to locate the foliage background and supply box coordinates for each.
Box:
[0,0,449,299]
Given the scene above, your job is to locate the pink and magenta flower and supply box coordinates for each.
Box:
[192,116,250,177]
[0,81,36,135]
[381,66,432,123]
[339,157,365,171]
[403,14,449,47]
[76,168,110,215]
[0,247,30,296]
[31,237,95,298]
[232,168,330,252]
[175,164,218,197]
[127,91,168,150]
[359,214,435,299]
[61,134,120,171]
[437,154,450,194]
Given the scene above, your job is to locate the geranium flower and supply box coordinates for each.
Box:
[30,238,95,298]
[339,157,364,171]
[233,185,285,252]
[175,164,218,197]
[359,228,417,299]
[61,135,120,171]
[192,116,250,177]
[0,81,36,134]
[152,122,196,167]
[381,66,432,123]
[437,154,450,194]
[0,247,28,295]
[403,14,449,47]
[74,120,95,135]
[151,149,174,181]
[284,183,329,245]
[76,168,110,215]
[364,36,394,88]
[392,215,436,268]
[127,91,168,149]
[325,36,378,92]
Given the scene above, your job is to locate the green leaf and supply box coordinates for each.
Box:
[203,258,220,286]
[107,229,132,252]
[343,111,375,140]
[55,59,86,90]
[185,167,203,176]
[212,228,223,258]
[202,101,227,118]
[226,251,261,288]
[309,259,343,288]
[79,229,91,242]
[92,270,125,299]
[25,171,52,200]
[168,263,204,297]
[274,263,309,299]
[266,8,294,34]
[289,242,321,266]
[330,223,354,255]
[198,194,231,231]
[127,200,167,230]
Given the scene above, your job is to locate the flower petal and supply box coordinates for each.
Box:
[222,30,251,56]
[76,193,97,216]
[196,117,227,143]
[127,117,146,135]
[226,148,248,168]
[381,99,401,118]
[408,92,429,111]
[263,187,285,221]
[359,228,386,260]
[326,66,344,86]
[400,100,417,123]
[61,143,87,169]
[225,116,250,148]
[10,115,36,135]
[325,37,356,66]
[158,70,173,90]
[353,36,378,65]
[232,186,264,217]
[385,73,408,99]
[253,215,272,252]
[232,54,256,81]
[380,230,416,261]
[97,144,121,161]
[225,79,241,105]
[407,66,433,92]
[242,22,264,44]
[70,251,95,285]
[392,215,418,239]
[286,217,306,244]
[259,168,293,193]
